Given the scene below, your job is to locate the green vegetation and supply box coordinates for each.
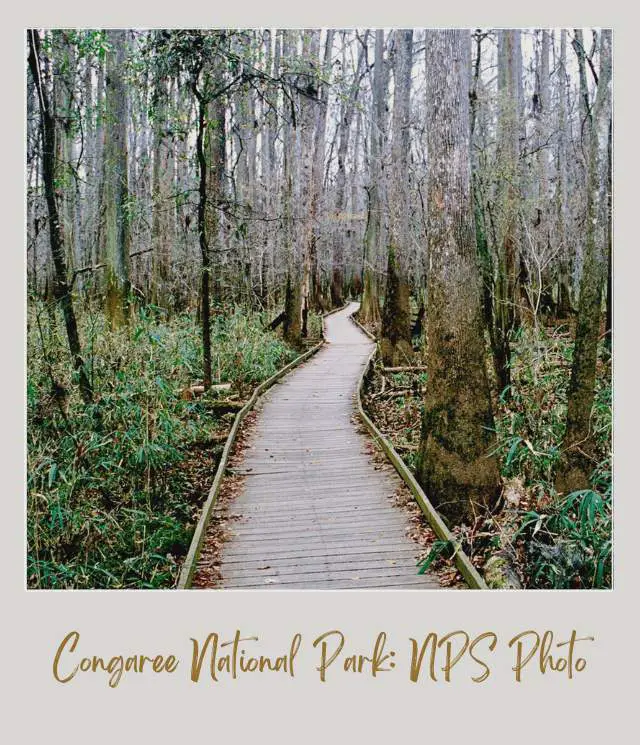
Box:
[27,301,309,589]
[363,319,612,589]
[493,323,612,589]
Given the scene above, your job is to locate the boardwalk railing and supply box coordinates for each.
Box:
[350,314,488,590]
[178,305,348,589]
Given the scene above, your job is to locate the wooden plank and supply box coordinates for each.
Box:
[219,548,420,570]
[217,507,403,522]
[220,558,419,580]
[221,575,441,590]
[219,537,425,561]
[224,520,409,538]
[225,515,409,532]
[221,566,440,587]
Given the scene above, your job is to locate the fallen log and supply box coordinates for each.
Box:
[191,432,231,449]
[266,311,285,331]
[394,443,418,452]
[382,366,429,373]
[204,399,246,414]
[181,385,205,400]
[377,387,426,398]
[181,382,232,400]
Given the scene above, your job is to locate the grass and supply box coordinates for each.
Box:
[27,300,313,589]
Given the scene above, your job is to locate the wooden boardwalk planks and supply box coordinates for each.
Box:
[198,302,442,589]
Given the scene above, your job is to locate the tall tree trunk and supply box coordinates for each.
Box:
[260,29,277,305]
[331,32,365,307]
[309,29,334,313]
[100,29,131,327]
[151,68,176,309]
[360,29,386,325]
[298,29,321,336]
[91,52,105,279]
[206,48,227,308]
[52,31,78,277]
[80,44,95,284]
[604,117,612,351]
[534,29,553,317]
[380,29,413,365]
[27,30,92,404]
[191,59,215,390]
[281,30,302,345]
[416,29,500,525]
[230,33,256,306]
[470,30,497,361]
[491,29,523,393]
[557,29,612,494]
[555,30,573,318]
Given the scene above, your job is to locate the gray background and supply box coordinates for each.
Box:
[4,2,636,742]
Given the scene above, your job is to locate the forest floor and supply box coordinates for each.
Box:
[26,301,322,589]
[26,296,612,590]
[359,313,612,589]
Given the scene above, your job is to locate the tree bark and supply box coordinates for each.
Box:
[298,29,321,336]
[492,29,523,393]
[192,65,212,389]
[360,29,386,326]
[416,29,500,525]
[100,29,131,327]
[331,33,365,307]
[52,31,78,277]
[206,40,227,305]
[281,30,303,345]
[27,30,92,404]
[555,30,573,318]
[534,29,553,316]
[151,66,176,309]
[309,29,334,313]
[557,29,612,494]
[380,29,413,365]
[604,117,612,351]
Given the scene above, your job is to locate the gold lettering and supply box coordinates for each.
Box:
[313,630,345,682]
[53,631,80,684]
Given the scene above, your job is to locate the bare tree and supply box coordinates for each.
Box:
[100,29,131,326]
[360,29,386,325]
[557,29,612,494]
[27,29,92,403]
[150,56,176,309]
[380,29,413,365]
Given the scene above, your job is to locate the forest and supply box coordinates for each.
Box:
[26,28,612,590]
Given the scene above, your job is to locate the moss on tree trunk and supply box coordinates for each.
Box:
[283,274,302,346]
[380,246,412,366]
[416,30,500,526]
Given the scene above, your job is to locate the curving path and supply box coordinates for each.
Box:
[205,302,441,589]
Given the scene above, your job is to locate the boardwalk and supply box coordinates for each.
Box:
[205,302,441,589]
